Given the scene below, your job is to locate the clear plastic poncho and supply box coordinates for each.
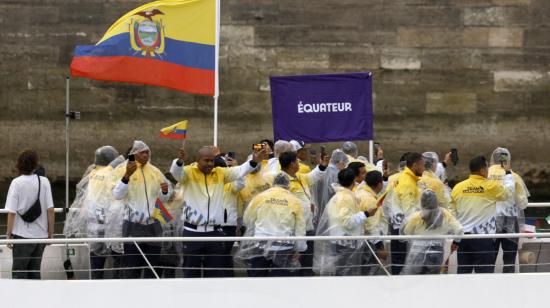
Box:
[64,146,125,254]
[341,141,358,158]
[400,190,463,275]
[314,185,366,276]
[159,183,185,269]
[489,147,530,234]
[235,174,306,273]
[312,150,349,226]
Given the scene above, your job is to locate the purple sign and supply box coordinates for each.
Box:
[270,72,373,143]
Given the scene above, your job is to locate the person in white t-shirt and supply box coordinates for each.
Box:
[5,150,55,279]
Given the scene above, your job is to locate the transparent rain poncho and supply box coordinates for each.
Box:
[488,147,530,233]
[419,152,450,208]
[312,149,349,226]
[400,190,463,275]
[235,173,307,272]
[129,140,151,157]
[64,146,125,254]
[341,141,358,158]
[314,185,367,276]
[158,182,185,269]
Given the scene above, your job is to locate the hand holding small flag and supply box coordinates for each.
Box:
[160,120,188,140]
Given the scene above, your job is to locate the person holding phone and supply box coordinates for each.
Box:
[5,150,55,279]
[112,140,172,279]
[488,147,530,273]
[170,145,265,278]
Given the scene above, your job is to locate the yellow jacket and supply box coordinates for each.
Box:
[450,174,514,234]
[323,186,367,237]
[387,172,400,190]
[395,167,422,212]
[488,165,529,217]
[419,171,450,208]
[112,161,171,224]
[243,186,306,251]
[401,208,463,236]
[354,183,378,212]
[298,160,312,174]
[87,165,116,211]
[170,159,255,231]
[239,171,273,213]
[383,167,421,229]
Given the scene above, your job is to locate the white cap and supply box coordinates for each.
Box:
[290,140,306,152]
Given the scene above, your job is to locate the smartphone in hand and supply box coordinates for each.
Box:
[450,148,458,166]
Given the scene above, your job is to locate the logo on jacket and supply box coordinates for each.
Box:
[129,9,165,57]
[462,186,485,194]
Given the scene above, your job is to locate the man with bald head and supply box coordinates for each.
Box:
[170,145,265,277]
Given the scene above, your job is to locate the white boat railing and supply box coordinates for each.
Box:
[0,202,547,214]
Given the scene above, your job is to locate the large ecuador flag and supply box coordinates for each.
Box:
[70,0,218,96]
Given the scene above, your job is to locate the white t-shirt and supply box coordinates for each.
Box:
[5,175,54,238]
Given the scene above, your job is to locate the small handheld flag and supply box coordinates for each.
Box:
[376,191,387,208]
[160,120,188,139]
[152,198,174,224]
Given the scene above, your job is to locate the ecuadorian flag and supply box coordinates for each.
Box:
[160,120,188,139]
[152,198,174,224]
[70,0,218,96]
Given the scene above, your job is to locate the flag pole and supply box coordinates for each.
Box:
[368,72,374,165]
[65,76,70,211]
[369,140,374,165]
[213,0,220,147]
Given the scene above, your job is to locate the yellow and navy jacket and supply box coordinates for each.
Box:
[170,159,255,231]
[419,171,450,208]
[488,165,529,217]
[112,161,172,224]
[243,186,306,251]
[450,174,514,234]
[284,167,325,231]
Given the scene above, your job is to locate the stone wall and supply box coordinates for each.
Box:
[1,0,549,201]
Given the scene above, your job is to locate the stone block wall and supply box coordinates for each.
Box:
[1,0,549,201]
